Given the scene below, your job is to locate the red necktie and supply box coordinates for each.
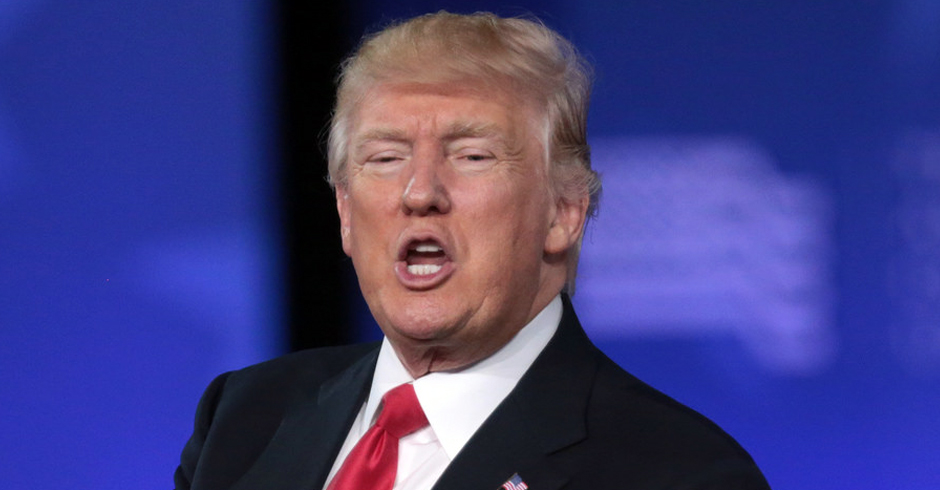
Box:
[327,383,429,490]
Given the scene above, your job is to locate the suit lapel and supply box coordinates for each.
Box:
[432,295,599,490]
[230,347,379,490]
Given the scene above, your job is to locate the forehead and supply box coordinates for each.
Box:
[350,81,541,140]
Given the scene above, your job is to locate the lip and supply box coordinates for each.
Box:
[394,232,455,290]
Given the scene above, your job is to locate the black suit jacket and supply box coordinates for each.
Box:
[175,296,770,490]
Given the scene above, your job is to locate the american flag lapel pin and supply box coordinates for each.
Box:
[500,473,529,490]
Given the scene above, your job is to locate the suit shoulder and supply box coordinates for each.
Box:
[175,343,380,490]
[220,342,381,400]
[584,352,767,487]
[590,353,749,453]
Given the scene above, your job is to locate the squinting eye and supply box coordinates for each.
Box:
[367,154,402,164]
[460,153,495,162]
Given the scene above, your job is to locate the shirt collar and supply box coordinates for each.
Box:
[364,295,562,459]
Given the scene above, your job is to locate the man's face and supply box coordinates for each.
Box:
[336,81,582,375]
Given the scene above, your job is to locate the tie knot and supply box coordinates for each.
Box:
[375,383,429,438]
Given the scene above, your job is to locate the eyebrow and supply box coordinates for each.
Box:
[441,121,504,142]
[444,121,523,156]
[354,128,410,146]
[352,120,520,155]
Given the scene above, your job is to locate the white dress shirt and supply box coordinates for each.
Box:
[323,295,562,490]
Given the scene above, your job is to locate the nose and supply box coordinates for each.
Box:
[401,148,452,215]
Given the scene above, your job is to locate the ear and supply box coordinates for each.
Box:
[335,185,353,257]
[544,195,589,255]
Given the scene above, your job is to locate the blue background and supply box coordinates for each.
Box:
[2,1,938,488]
[0,1,281,487]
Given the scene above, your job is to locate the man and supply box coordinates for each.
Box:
[175,11,770,490]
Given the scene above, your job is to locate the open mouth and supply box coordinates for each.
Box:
[395,237,454,288]
[406,242,447,276]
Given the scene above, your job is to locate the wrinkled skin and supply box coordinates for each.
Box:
[336,81,588,377]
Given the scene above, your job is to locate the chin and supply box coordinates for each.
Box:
[382,299,465,342]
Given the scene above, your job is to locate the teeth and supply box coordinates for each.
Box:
[414,244,442,253]
[407,264,442,276]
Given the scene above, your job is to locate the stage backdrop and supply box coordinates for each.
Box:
[0,1,281,487]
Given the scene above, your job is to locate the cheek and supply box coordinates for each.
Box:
[468,185,550,257]
[343,198,382,257]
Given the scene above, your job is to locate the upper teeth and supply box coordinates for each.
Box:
[414,244,442,253]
